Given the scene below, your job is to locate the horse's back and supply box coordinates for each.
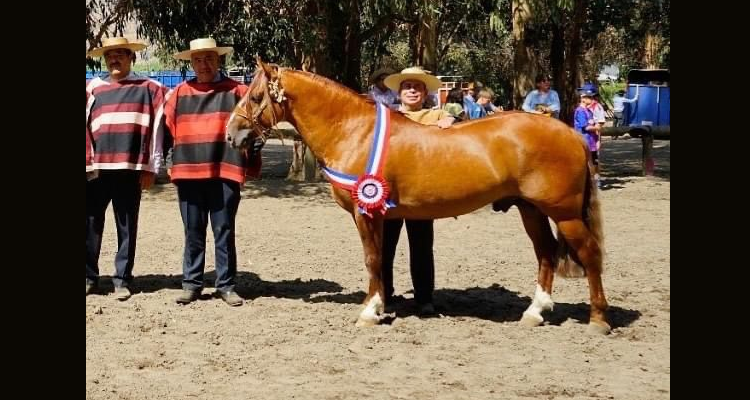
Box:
[384,112,588,219]
[440,112,588,172]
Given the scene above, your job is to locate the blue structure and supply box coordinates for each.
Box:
[86,70,196,88]
[85,69,250,89]
[622,69,670,137]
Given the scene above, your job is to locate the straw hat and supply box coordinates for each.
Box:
[384,66,442,92]
[173,38,233,61]
[87,37,147,58]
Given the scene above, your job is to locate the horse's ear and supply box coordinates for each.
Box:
[255,55,265,76]
[256,56,277,80]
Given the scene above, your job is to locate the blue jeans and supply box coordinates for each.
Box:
[176,179,241,292]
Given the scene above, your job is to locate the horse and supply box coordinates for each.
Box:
[226,58,610,334]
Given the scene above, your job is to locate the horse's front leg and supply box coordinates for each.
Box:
[353,212,385,327]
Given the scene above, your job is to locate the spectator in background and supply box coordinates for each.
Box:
[612,89,638,129]
[442,87,466,121]
[522,74,560,118]
[573,88,600,187]
[463,82,486,119]
[367,67,399,110]
[476,88,502,115]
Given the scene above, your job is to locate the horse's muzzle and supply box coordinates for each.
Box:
[226,127,253,150]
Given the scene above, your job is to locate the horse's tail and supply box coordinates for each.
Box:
[555,151,604,278]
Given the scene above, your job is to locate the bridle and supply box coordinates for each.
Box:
[232,70,286,143]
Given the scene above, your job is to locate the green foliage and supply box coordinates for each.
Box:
[132,0,298,68]
[85,0,668,103]
[597,81,626,106]
[86,0,133,71]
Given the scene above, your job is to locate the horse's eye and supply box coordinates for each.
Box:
[252,94,263,102]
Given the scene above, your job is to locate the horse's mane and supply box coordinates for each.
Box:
[248,65,539,133]
[250,65,371,104]
[293,70,363,97]
[290,69,381,113]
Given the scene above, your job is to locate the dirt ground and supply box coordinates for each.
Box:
[86,136,670,400]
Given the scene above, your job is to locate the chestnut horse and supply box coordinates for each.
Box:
[227,59,610,334]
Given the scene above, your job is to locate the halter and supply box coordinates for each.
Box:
[233,70,286,142]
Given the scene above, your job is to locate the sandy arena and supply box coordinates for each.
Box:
[86,136,670,400]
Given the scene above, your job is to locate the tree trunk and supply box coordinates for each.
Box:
[550,22,566,101]
[561,0,586,125]
[292,1,331,76]
[642,28,661,69]
[512,0,537,109]
[341,0,363,90]
[416,0,439,73]
[408,19,420,66]
[287,140,307,181]
[287,140,322,181]
[286,0,330,181]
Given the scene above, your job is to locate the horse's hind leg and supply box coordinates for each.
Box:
[353,212,386,327]
[556,219,610,334]
[517,202,558,327]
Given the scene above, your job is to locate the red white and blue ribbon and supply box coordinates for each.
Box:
[321,102,396,217]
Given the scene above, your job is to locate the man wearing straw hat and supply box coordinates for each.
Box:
[380,67,455,314]
[86,37,168,300]
[164,38,261,307]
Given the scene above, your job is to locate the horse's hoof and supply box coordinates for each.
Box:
[355,316,380,327]
[587,321,611,335]
[520,312,544,327]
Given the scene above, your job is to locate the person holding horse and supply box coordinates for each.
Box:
[86,38,168,300]
[522,74,561,118]
[382,67,456,314]
[163,38,261,306]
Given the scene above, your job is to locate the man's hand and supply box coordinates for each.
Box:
[140,171,155,190]
[436,117,455,129]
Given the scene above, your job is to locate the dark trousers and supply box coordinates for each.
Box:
[86,170,142,288]
[613,111,624,127]
[381,218,435,305]
[176,179,241,292]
